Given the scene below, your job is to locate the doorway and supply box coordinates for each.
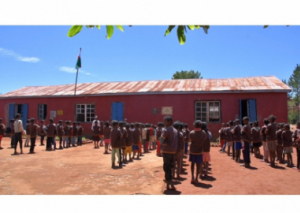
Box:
[239,99,257,125]
[111,102,124,121]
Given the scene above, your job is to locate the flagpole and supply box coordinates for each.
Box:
[74,48,81,97]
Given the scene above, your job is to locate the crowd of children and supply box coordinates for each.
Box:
[2,113,300,192]
[0,114,84,155]
[219,115,300,171]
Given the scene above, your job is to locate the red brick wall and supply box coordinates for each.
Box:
[0,92,288,140]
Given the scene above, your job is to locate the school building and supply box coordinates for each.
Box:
[0,76,291,140]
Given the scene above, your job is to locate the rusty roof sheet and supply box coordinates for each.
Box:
[0,76,291,98]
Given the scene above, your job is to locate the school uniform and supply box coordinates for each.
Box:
[132,128,141,152]
[189,129,207,164]
[57,124,64,148]
[221,127,228,152]
[63,124,70,148]
[266,123,277,152]
[282,130,293,154]
[232,125,242,150]
[47,123,56,150]
[119,126,127,162]
[251,127,262,147]
[77,125,83,146]
[241,124,251,164]
[226,127,234,147]
[29,123,40,153]
[219,127,225,150]
[92,125,101,142]
[103,126,112,145]
[142,128,147,153]
[276,128,283,160]
[161,126,178,183]
[261,125,269,160]
[68,125,73,147]
[110,127,123,164]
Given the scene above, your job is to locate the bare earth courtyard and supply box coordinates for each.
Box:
[0,137,299,195]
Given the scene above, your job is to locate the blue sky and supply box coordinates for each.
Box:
[0,25,299,94]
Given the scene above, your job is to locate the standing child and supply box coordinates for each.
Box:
[103,121,111,154]
[119,121,127,163]
[293,122,300,171]
[251,121,262,158]
[276,123,284,164]
[125,123,133,162]
[13,114,24,155]
[99,121,104,147]
[110,120,123,168]
[282,124,294,167]
[226,121,234,157]
[201,122,211,177]
[72,122,78,147]
[189,120,207,184]
[241,117,251,168]
[160,116,178,191]
[10,119,15,148]
[57,120,64,149]
[156,122,163,156]
[219,123,226,152]
[141,124,147,154]
[183,124,190,154]
[221,123,229,153]
[63,121,70,148]
[0,118,6,149]
[132,123,141,159]
[29,118,40,154]
[93,121,101,149]
[39,120,46,146]
[260,118,270,163]
[265,115,277,167]
[77,122,83,146]
[232,119,242,162]
[47,119,56,151]
[24,119,30,147]
[173,121,183,179]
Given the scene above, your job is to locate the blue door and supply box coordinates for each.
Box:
[248,99,257,122]
[111,102,124,121]
[9,104,15,121]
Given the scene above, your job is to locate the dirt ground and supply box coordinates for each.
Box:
[0,137,299,195]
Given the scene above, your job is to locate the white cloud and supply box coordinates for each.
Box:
[0,47,40,63]
[59,66,93,76]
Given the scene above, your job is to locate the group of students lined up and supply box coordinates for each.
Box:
[219,115,300,170]
[0,114,84,155]
[99,116,213,191]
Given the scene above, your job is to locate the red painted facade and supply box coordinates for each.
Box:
[0,92,288,140]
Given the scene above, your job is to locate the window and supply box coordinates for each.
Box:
[76,104,95,122]
[195,101,221,122]
[38,104,47,120]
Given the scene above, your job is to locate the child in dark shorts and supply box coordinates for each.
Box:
[189,120,207,184]
[276,123,284,164]
[282,124,294,167]
[251,121,262,158]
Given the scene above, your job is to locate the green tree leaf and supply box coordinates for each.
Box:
[177,26,186,45]
[106,25,114,39]
[263,25,269,28]
[67,25,83,37]
[187,25,195,30]
[115,25,124,32]
[86,25,94,28]
[200,25,210,34]
[164,25,176,36]
[195,25,200,29]
[96,25,101,29]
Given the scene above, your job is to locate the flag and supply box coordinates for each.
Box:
[75,50,81,69]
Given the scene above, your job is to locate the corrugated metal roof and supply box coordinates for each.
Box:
[0,76,291,98]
